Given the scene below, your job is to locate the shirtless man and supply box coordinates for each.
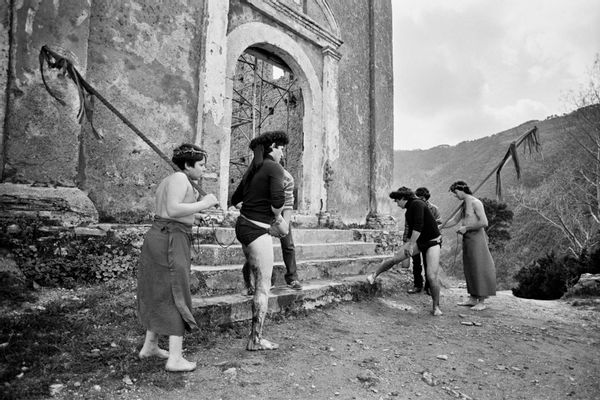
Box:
[137,144,218,371]
[231,131,289,350]
[443,181,496,311]
[367,187,443,316]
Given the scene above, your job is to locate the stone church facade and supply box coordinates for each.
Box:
[0,0,394,226]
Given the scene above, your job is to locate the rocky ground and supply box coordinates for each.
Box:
[47,273,600,400]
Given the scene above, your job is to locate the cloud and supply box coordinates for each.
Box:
[393,0,600,150]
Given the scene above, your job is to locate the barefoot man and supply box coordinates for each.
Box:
[367,187,444,316]
[137,144,218,371]
[443,181,496,311]
[231,131,289,350]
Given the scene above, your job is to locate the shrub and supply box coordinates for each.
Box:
[481,198,513,252]
[1,220,140,288]
[512,252,585,299]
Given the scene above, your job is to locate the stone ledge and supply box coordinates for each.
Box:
[0,183,98,226]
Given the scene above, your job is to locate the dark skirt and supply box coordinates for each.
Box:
[137,217,197,336]
[462,229,496,297]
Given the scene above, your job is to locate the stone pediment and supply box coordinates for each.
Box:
[244,0,342,50]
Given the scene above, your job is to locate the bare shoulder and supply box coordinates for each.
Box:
[165,171,188,184]
[465,195,481,206]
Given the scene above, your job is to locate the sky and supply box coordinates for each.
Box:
[392,0,600,150]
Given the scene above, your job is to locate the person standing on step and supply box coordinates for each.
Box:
[406,187,442,295]
[137,144,219,372]
[231,130,289,351]
[443,181,496,311]
[240,156,303,294]
[366,187,443,316]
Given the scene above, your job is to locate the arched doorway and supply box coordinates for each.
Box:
[228,47,304,208]
[224,22,324,214]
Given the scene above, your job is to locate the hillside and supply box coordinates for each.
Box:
[392,110,589,287]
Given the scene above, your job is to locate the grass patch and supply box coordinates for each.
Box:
[0,278,226,399]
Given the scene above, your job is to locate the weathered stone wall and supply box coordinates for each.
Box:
[3,0,90,185]
[0,0,394,226]
[326,0,394,223]
[0,1,10,179]
[83,0,205,222]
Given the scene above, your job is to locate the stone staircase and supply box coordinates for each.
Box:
[188,225,393,326]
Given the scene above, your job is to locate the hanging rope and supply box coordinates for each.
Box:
[38,45,206,197]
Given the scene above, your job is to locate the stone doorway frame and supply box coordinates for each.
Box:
[198,0,342,215]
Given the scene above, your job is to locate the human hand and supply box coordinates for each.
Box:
[403,243,414,257]
[202,193,219,208]
[268,216,289,238]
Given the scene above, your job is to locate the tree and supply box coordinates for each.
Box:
[512,54,600,256]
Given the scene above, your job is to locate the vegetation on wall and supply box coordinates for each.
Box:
[1,219,140,288]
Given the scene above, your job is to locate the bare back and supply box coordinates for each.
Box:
[461,195,487,229]
[155,172,198,225]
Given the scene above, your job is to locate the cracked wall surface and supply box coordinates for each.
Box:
[1,0,393,225]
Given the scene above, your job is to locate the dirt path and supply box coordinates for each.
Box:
[87,275,600,400]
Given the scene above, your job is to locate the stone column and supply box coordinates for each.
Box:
[367,0,394,226]
[322,46,341,213]
[197,0,230,208]
[3,0,90,185]
[0,3,10,179]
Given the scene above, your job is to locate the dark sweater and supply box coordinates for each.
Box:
[231,156,285,224]
[404,198,441,244]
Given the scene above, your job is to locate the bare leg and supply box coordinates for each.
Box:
[242,257,254,295]
[424,246,442,316]
[165,336,196,372]
[367,244,413,283]
[246,234,279,351]
[139,330,169,359]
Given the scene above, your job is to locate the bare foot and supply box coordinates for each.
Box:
[366,273,376,285]
[471,303,487,311]
[139,347,169,360]
[246,338,279,351]
[165,357,197,372]
[432,307,443,316]
[457,297,478,307]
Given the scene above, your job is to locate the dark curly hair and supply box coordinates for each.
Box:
[249,130,289,155]
[171,143,207,170]
[237,131,289,193]
[449,181,472,194]
[389,186,416,201]
[415,187,430,200]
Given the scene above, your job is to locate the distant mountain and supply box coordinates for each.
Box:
[393,113,577,220]
[392,110,588,287]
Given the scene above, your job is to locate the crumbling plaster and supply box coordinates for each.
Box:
[0,0,393,225]
[3,0,90,185]
[83,0,204,222]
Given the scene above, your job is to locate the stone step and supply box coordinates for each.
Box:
[191,275,376,327]
[190,255,389,296]
[192,241,379,265]
[192,226,370,245]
